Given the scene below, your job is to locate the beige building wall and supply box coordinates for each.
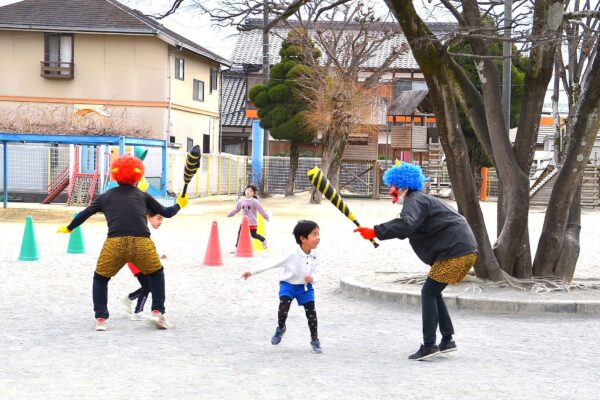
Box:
[0,31,169,139]
[0,31,168,100]
[169,49,221,151]
[0,30,224,147]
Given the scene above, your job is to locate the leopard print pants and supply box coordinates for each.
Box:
[96,236,162,278]
[428,253,478,285]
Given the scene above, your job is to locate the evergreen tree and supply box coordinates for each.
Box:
[249,29,321,196]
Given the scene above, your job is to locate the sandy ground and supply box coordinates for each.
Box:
[1,193,600,399]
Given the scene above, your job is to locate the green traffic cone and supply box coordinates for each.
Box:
[18,215,39,261]
[67,213,85,254]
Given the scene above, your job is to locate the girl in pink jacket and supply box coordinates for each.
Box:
[227,184,270,249]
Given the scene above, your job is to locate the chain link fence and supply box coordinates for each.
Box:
[0,143,70,197]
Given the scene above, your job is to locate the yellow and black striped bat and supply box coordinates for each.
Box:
[182,145,201,197]
[307,166,379,248]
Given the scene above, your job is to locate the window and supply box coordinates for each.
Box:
[42,33,73,78]
[175,58,185,80]
[187,137,194,152]
[413,80,427,90]
[210,68,218,93]
[203,134,210,154]
[395,79,427,96]
[193,79,205,102]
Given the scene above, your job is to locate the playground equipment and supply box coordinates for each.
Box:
[0,133,168,209]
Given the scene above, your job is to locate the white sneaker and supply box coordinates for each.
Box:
[93,318,107,331]
[262,239,268,249]
[121,296,133,314]
[150,310,170,330]
[129,312,147,321]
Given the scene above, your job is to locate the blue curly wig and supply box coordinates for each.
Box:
[383,163,426,191]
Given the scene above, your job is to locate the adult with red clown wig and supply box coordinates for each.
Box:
[58,154,188,331]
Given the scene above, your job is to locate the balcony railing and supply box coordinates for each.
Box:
[40,61,74,79]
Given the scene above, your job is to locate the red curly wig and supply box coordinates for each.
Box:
[111,155,145,185]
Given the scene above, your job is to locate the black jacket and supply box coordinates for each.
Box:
[67,185,180,237]
[374,191,478,265]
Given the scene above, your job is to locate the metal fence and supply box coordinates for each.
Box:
[0,143,70,193]
[6,144,583,204]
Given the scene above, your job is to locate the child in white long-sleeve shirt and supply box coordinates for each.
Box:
[228,184,270,249]
[242,220,322,353]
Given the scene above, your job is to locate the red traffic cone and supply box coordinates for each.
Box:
[203,221,223,266]
[236,216,254,258]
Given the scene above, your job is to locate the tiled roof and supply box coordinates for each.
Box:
[231,20,456,70]
[0,0,230,65]
[388,90,430,115]
[221,71,251,127]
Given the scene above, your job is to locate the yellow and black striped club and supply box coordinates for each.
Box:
[307,166,379,248]
[182,145,201,196]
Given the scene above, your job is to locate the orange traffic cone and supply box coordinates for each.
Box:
[203,221,223,266]
[236,216,254,258]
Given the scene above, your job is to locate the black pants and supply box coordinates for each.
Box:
[235,226,265,246]
[128,274,151,313]
[277,296,318,340]
[421,277,454,346]
[93,267,166,319]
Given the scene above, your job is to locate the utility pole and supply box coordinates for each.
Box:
[502,0,512,132]
[262,4,270,158]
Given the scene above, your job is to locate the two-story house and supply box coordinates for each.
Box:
[223,19,453,164]
[0,0,230,153]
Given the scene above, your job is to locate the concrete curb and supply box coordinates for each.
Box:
[339,275,600,315]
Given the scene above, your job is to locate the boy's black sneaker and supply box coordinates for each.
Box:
[271,327,286,345]
[310,339,322,354]
[408,344,440,360]
[439,340,457,353]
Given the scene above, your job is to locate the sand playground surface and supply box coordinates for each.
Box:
[1,193,600,399]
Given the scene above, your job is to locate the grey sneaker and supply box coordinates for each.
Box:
[271,327,285,345]
[310,339,322,354]
[408,344,440,360]
[439,340,457,353]
[262,239,268,249]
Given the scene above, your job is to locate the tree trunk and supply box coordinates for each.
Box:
[554,183,581,281]
[386,0,503,281]
[534,50,600,276]
[320,103,352,188]
[286,141,299,197]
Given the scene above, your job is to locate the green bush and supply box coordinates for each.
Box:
[268,84,291,102]
[248,84,266,102]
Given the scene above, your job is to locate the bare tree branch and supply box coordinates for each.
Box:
[151,0,185,19]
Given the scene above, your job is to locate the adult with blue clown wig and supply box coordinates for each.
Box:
[354,161,478,361]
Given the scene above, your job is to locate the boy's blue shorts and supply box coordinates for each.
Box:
[279,281,315,305]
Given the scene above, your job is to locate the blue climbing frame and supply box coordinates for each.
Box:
[0,133,168,209]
